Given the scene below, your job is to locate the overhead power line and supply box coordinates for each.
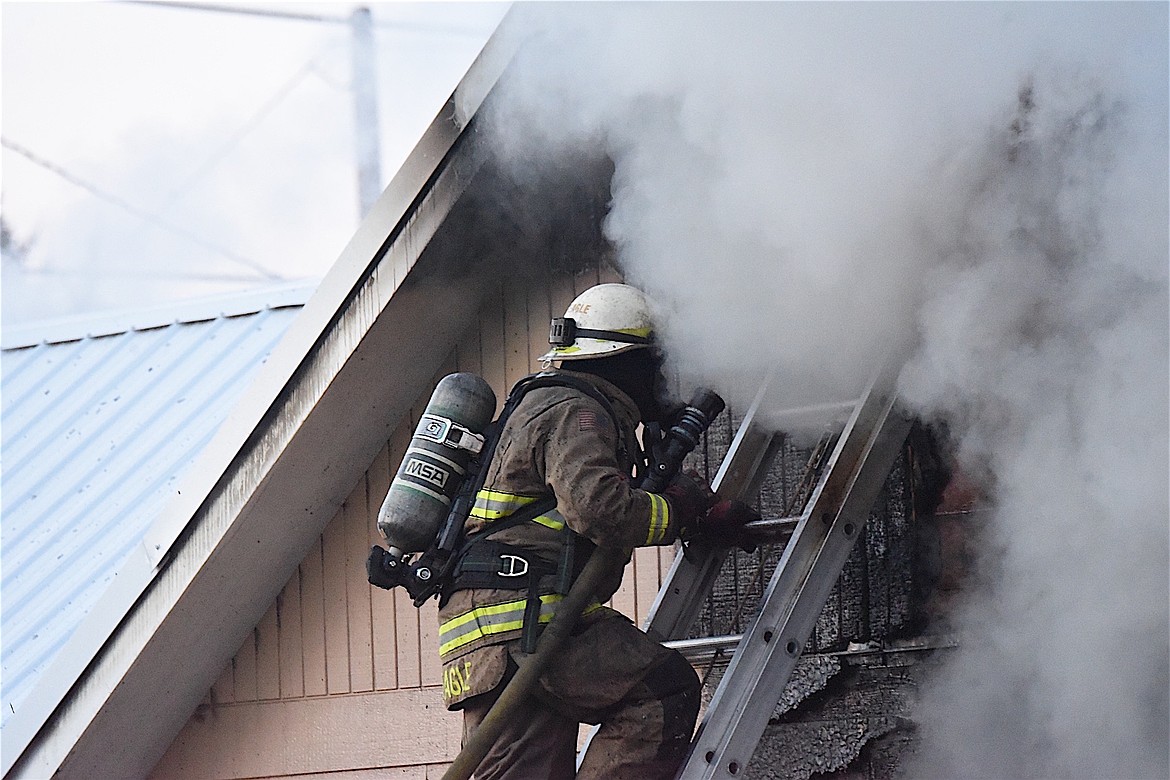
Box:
[1,137,284,281]
[157,48,327,212]
[123,0,347,24]
[10,265,297,284]
[119,1,489,37]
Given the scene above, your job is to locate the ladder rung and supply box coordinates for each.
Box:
[674,354,911,779]
[665,634,743,662]
[767,399,858,428]
[666,634,959,666]
[581,353,910,778]
[742,516,799,537]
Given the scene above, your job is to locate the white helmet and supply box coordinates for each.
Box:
[541,283,656,363]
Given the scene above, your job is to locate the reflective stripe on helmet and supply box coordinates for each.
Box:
[543,326,654,361]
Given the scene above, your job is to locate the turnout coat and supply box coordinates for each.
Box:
[437,369,683,708]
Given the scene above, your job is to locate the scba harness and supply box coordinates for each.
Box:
[369,372,627,653]
[442,372,625,654]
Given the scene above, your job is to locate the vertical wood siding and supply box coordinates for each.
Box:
[156,263,680,778]
[214,263,666,704]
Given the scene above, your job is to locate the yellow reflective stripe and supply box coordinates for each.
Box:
[445,600,527,639]
[531,509,566,531]
[470,490,563,530]
[645,492,670,545]
[439,595,605,657]
[657,493,670,539]
[480,490,536,503]
[470,490,540,520]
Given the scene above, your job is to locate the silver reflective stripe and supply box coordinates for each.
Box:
[532,508,565,531]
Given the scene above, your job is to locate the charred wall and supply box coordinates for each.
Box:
[688,406,963,780]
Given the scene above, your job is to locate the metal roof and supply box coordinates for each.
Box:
[0,284,312,731]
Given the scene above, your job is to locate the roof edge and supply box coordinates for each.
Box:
[0,281,319,350]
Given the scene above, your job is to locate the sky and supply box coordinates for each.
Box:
[0,0,507,332]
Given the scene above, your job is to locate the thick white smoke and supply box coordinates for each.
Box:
[894,62,1170,780]
[483,3,1168,777]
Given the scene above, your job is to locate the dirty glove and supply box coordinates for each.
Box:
[662,469,716,530]
[699,500,760,551]
[367,545,397,590]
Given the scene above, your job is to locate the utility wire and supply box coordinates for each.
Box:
[7,3,494,283]
[10,265,297,284]
[122,0,346,24]
[157,48,328,212]
[116,0,490,215]
[119,0,490,37]
[1,137,284,280]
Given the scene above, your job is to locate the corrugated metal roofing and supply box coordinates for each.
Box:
[0,285,312,729]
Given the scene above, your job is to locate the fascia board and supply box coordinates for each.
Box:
[0,12,521,779]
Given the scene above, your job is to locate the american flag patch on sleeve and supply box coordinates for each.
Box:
[578,409,607,432]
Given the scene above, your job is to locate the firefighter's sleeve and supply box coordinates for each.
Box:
[538,397,677,549]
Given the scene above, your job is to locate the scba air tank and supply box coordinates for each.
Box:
[377,373,496,558]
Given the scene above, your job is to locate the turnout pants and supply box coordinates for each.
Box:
[460,615,701,780]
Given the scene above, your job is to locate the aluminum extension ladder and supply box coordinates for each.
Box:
[581,357,912,779]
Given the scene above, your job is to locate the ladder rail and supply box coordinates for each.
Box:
[583,357,910,776]
[644,375,782,640]
[582,376,785,768]
[678,363,911,779]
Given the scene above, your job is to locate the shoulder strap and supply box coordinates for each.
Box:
[433,374,547,553]
[460,494,557,548]
[439,372,610,556]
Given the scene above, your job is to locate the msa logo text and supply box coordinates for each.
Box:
[405,458,448,489]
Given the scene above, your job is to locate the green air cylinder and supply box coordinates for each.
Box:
[377,373,497,558]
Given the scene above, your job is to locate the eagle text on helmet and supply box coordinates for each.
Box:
[542,283,657,366]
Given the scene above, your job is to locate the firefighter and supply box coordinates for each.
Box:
[437,282,752,779]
